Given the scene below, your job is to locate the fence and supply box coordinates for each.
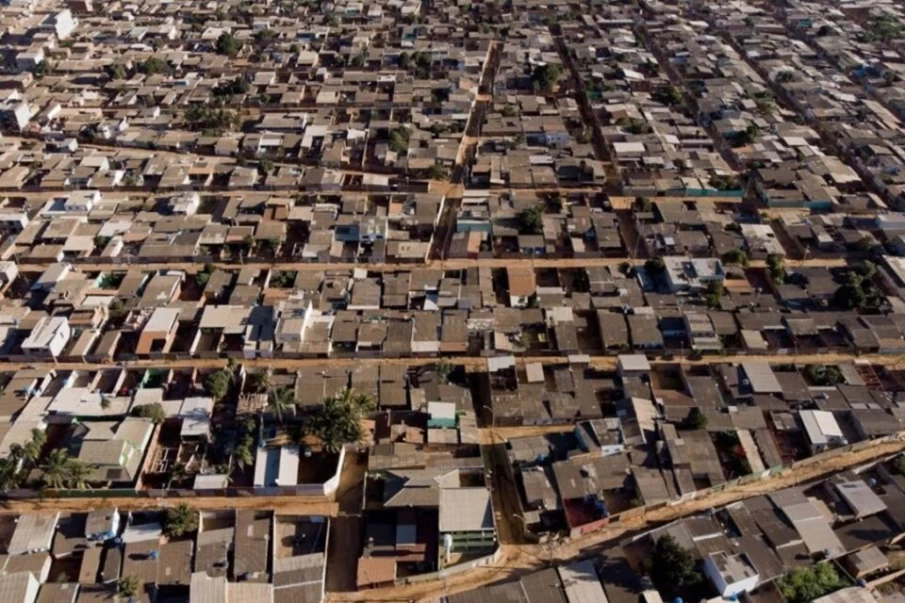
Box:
[394,547,505,586]
[3,443,347,501]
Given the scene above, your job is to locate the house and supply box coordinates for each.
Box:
[169,192,201,215]
[74,418,155,484]
[703,551,759,598]
[179,397,214,440]
[21,316,71,359]
[85,509,120,541]
[574,419,624,456]
[799,409,846,453]
[558,559,607,603]
[135,308,180,354]
[662,257,725,292]
[190,572,274,603]
[0,573,39,603]
[438,488,496,559]
[8,513,60,555]
[506,266,536,308]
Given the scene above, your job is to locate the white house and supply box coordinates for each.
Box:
[8,513,60,555]
[1,99,33,130]
[169,192,200,215]
[63,190,101,212]
[703,551,759,598]
[15,49,45,73]
[47,9,78,40]
[21,316,71,359]
[799,409,846,453]
[0,261,19,284]
[0,209,30,232]
[663,257,725,292]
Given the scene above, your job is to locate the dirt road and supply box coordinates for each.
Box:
[0,494,338,515]
[15,255,849,274]
[5,350,903,374]
[325,434,905,602]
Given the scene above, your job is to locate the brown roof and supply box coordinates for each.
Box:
[37,583,80,603]
[157,539,193,586]
[356,556,396,587]
[506,266,536,297]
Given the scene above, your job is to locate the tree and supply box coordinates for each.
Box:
[388,127,410,153]
[706,280,724,308]
[267,386,294,424]
[436,359,453,384]
[204,369,232,401]
[806,364,842,386]
[633,197,653,212]
[721,248,749,266]
[654,85,682,106]
[685,407,708,430]
[164,503,199,538]
[216,31,241,57]
[105,63,127,80]
[252,369,273,394]
[778,562,846,603]
[234,442,254,470]
[531,63,563,92]
[64,459,94,490]
[258,159,274,176]
[518,205,544,235]
[132,402,167,424]
[140,57,170,75]
[501,104,518,117]
[118,576,142,599]
[22,429,46,468]
[766,254,785,284]
[644,257,666,274]
[167,462,188,488]
[41,449,71,489]
[0,456,22,490]
[776,70,794,83]
[893,455,905,476]
[425,163,448,180]
[34,60,52,78]
[306,389,375,453]
[253,28,277,45]
[196,263,214,288]
[649,534,701,600]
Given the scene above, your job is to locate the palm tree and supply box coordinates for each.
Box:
[41,449,70,489]
[100,396,112,410]
[63,459,95,490]
[253,369,273,394]
[306,388,375,454]
[164,503,199,538]
[267,386,294,424]
[117,576,142,599]
[233,444,254,470]
[167,462,188,488]
[22,429,45,468]
[0,456,22,490]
